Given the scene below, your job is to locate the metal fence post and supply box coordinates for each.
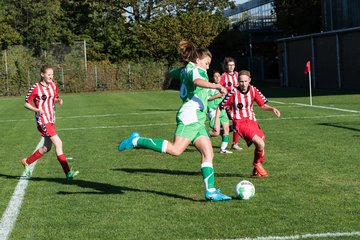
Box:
[95,65,98,88]
[61,67,65,90]
[128,63,131,89]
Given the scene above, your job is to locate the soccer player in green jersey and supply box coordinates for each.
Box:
[207,70,232,154]
[118,40,232,202]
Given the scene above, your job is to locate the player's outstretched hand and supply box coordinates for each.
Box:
[273,108,281,118]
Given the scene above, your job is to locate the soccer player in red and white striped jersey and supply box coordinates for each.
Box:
[220,57,238,91]
[219,57,242,151]
[21,65,78,180]
[214,70,281,177]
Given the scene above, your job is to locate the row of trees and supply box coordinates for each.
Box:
[1,0,322,64]
[0,0,322,95]
[0,0,234,65]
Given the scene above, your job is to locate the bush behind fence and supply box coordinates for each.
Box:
[0,45,167,96]
[59,61,166,93]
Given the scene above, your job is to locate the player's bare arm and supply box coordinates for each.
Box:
[208,92,223,101]
[260,104,281,118]
[194,79,227,95]
[212,107,222,135]
[24,102,44,115]
[55,98,63,105]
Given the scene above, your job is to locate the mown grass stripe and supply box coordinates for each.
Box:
[221,231,360,240]
[0,139,43,240]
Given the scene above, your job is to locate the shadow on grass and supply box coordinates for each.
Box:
[318,122,360,132]
[0,173,201,202]
[112,168,245,178]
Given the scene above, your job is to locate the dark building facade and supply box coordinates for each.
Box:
[216,0,280,82]
[224,0,276,31]
[278,0,360,91]
[322,0,360,31]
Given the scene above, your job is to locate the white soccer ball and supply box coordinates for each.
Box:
[235,180,255,200]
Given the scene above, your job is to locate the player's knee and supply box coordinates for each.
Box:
[172,149,183,156]
[54,140,63,149]
[39,146,49,154]
[202,151,214,162]
[257,141,265,150]
[253,139,265,150]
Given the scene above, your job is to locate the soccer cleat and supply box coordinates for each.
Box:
[205,189,232,202]
[118,132,140,152]
[232,144,243,151]
[66,168,79,180]
[252,163,268,177]
[21,159,31,177]
[219,149,233,154]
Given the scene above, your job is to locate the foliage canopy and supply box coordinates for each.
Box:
[0,0,231,64]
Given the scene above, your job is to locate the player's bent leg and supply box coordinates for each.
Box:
[252,135,265,150]
[50,134,64,156]
[222,123,230,136]
[21,159,31,177]
[195,136,232,201]
[49,134,78,179]
[118,133,190,156]
[22,148,44,168]
[194,136,214,163]
[165,135,191,156]
[43,136,53,153]
[252,135,268,177]
[232,131,242,150]
[20,138,50,177]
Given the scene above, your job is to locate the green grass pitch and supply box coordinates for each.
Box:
[0,88,359,239]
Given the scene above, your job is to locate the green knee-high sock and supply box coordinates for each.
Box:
[136,137,167,153]
[201,162,215,191]
[222,135,229,143]
[221,135,229,150]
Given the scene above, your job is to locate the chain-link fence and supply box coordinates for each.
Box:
[0,42,167,96]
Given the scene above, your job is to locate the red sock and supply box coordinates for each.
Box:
[254,148,265,164]
[57,154,70,175]
[233,132,240,145]
[26,150,43,164]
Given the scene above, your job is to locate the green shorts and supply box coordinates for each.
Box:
[175,121,209,143]
[209,109,230,129]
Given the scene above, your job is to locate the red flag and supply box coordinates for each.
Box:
[304,61,311,75]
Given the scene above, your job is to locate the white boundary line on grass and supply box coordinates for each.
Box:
[0,138,43,240]
[1,102,359,240]
[56,112,360,131]
[58,122,176,131]
[270,101,360,113]
[221,231,360,240]
[0,111,175,123]
[1,102,359,124]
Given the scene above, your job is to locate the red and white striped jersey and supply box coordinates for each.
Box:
[220,71,238,90]
[219,85,268,121]
[25,82,59,125]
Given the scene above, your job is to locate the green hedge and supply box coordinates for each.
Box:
[0,45,169,95]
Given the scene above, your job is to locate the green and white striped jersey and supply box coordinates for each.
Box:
[172,62,210,125]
